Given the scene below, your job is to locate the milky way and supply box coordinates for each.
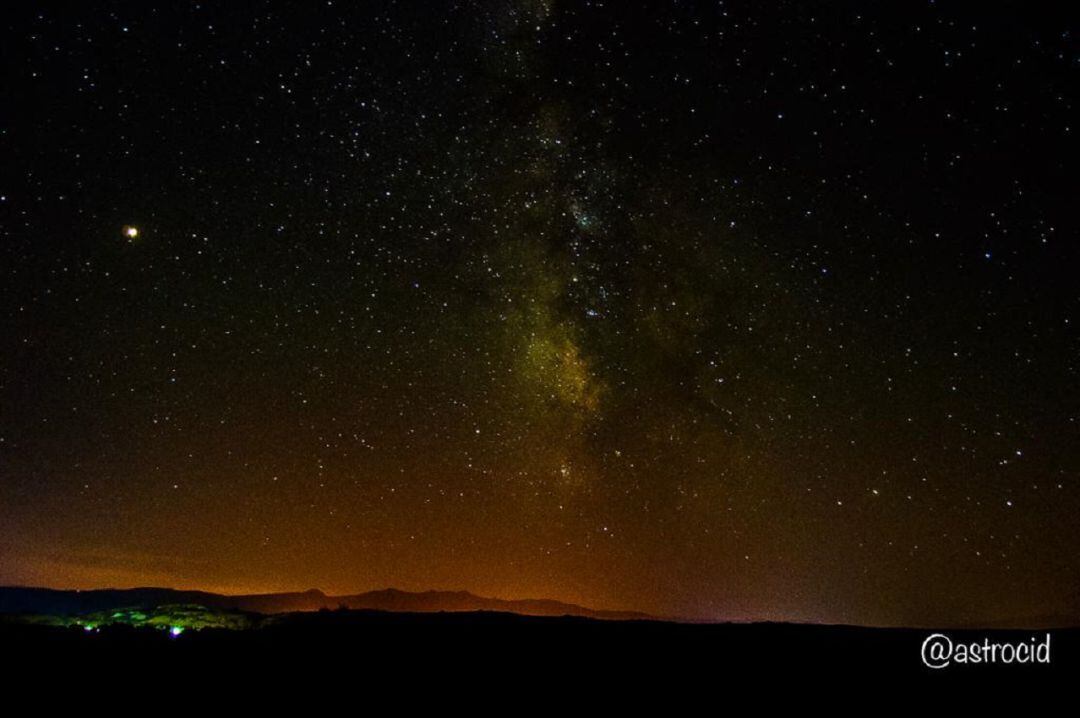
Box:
[1,1,1078,626]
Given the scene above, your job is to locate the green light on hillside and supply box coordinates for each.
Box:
[169,626,184,637]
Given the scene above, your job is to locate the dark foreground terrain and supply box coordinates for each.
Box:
[3,609,1076,687]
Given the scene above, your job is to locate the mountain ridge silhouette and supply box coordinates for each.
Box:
[0,585,657,621]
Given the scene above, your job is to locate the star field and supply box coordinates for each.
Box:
[1,1,1078,625]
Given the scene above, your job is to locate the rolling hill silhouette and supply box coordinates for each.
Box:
[0,585,655,621]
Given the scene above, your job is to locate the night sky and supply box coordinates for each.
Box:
[2,1,1078,627]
